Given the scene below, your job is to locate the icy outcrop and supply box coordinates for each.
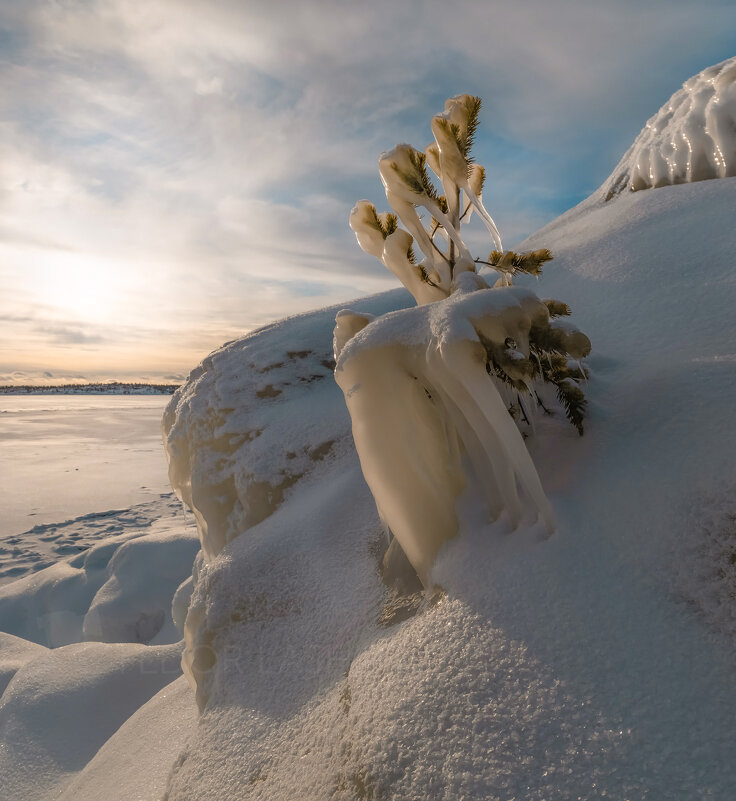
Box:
[162,292,410,565]
[335,283,559,587]
[603,57,736,198]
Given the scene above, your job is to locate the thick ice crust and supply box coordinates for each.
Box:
[603,57,736,198]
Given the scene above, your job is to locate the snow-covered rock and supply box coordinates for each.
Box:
[162,290,412,706]
[602,56,736,198]
[162,290,411,564]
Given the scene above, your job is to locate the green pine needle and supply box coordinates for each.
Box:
[406,149,440,201]
[544,299,571,318]
[489,249,553,277]
[555,379,586,436]
[458,96,482,161]
[380,212,398,237]
[365,207,399,240]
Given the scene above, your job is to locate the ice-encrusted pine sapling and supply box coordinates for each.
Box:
[337,95,592,588]
[348,94,591,434]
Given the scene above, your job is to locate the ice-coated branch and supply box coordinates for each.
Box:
[431,105,502,252]
[350,94,509,297]
[349,199,450,303]
[379,145,473,263]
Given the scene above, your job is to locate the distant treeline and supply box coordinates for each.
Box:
[0,382,181,395]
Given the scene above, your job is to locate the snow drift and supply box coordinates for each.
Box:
[0,509,198,648]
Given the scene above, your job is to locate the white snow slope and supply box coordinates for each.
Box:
[155,176,736,800]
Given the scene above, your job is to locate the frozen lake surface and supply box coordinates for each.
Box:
[0,395,183,583]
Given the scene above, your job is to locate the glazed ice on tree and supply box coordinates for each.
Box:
[339,94,591,587]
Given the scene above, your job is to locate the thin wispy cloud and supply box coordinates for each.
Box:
[1,0,734,379]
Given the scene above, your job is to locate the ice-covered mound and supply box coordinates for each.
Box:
[161,178,736,799]
[162,291,411,707]
[602,56,736,199]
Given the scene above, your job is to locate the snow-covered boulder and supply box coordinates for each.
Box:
[162,291,411,706]
[162,290,411,564]
[602,56,736,198]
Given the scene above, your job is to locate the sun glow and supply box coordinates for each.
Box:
[36,251,130,322]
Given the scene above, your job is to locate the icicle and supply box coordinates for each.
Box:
[462,184,503,252]
[434,341,555,532]
[426,346,524,528]
[431,381,504,521]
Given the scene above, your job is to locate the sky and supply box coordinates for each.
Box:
[1,0,734,384]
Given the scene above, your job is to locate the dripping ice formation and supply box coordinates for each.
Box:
[334,284,557,588]
[603,56,736,198]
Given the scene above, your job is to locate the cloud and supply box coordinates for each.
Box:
[1,0,735,377]
[35,324,107,346]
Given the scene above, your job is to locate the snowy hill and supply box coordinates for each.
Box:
[155,176,736,801]
[2,63,736,799]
